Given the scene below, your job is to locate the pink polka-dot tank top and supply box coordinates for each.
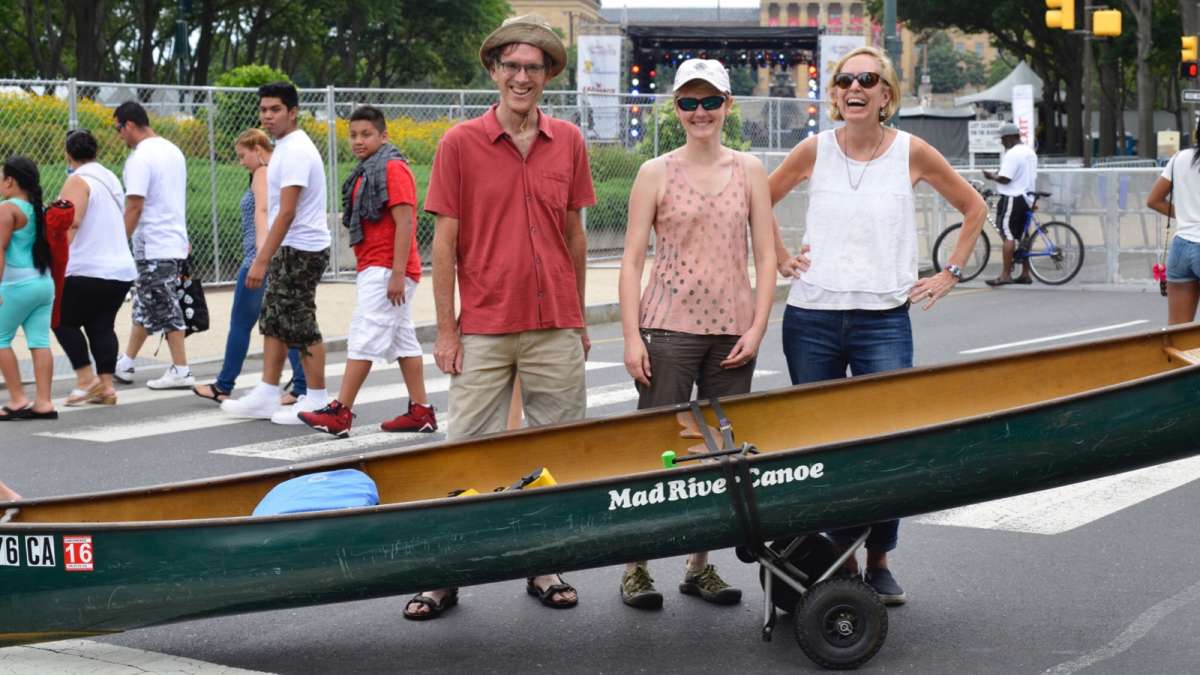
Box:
[639,152,754,336]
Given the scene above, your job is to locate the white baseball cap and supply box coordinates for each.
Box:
[673,59,731,94]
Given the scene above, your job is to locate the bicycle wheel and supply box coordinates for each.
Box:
[1026,221,1084,285]
[931,223,989,282]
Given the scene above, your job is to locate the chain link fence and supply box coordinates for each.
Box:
[0,78,1171,287]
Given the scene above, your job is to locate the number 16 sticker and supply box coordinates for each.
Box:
[63,535,93,572]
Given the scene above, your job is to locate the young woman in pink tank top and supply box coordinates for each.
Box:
[616,59,777,611]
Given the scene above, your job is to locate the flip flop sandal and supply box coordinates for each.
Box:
[527,576,578,609]
[192,384,230,404]
[0,405,30,421]
[19,408,59,420]
[402,588,458,621]
[985,278,1015,287]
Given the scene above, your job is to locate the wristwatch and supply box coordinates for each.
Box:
[945,264,964,281]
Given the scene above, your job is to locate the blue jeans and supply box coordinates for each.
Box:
[215,264,306,395]
[781,303,913,553]
[1166,236,1200,282]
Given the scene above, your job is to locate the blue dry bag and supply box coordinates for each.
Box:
[252,469,379,516]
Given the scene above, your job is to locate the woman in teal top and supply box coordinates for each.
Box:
[0,156,56,420]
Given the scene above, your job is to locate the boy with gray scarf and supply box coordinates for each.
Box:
[298,105,435,438]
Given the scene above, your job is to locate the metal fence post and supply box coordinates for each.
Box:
[67,78,78,130]
[325,85,340,279]
[1104,171,1120,283]
[653,97,660,157]
[206,89,221,283]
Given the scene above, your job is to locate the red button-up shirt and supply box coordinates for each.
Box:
[425,105,596,335]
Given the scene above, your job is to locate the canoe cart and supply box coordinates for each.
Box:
[5,324,1200,669]
[668,399,886,669]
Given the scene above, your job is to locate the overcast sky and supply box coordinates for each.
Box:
[600,0,761,7]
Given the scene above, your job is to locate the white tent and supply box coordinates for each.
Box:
[954,61,1044,107]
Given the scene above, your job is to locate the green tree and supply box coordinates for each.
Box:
[925,32,986,93]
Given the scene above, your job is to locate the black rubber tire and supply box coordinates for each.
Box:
[931,223,990,282]
[1026,221,1084,285]
[758,536,840,613]
[793,577,888,670]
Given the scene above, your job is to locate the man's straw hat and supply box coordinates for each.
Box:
[479,14,567,79]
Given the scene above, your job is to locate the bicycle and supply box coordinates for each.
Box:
[930,180,1085,285]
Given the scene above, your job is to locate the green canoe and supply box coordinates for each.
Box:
[3,324,1200,648]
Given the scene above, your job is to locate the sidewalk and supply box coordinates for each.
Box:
[13,262,655,380]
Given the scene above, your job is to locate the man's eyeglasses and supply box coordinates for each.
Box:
[498,61,547,77]
[675,95,727,112]
[833,72,882,90]
[113,121,125,132]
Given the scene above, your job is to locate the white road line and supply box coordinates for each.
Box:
[213,369,779,462]
[0,639,273,674]
[56,360,355,414]
[1044,577,1200,675]
[915,454,1200,535]
[213,427,441,461]
[40,362,624,443]
[958,320,1150,355]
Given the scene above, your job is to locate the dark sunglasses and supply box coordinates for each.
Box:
[833,72,882,90]
[113,121,125,132]
[676,95,727,112]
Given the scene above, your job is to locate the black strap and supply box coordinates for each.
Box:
[708,397,735,450]
[691,401,764,553]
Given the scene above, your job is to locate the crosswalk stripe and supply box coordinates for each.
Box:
[0,639,273,674]
[915,454,1200,535]
[211,370,779,462]
[39,362,624,443]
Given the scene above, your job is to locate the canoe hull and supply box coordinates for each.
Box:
[4,364,1199,645]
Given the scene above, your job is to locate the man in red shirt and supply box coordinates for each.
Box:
[406,14,595,621]
[298,105,434,437]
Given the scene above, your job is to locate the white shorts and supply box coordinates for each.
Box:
[347,267,422,362]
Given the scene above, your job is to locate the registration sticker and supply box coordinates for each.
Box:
[0,535,19,566]
[63,535,93,572]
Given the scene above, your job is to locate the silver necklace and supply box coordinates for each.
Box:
[841,127,886,191]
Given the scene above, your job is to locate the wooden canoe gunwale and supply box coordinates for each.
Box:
[3,327,1198,532]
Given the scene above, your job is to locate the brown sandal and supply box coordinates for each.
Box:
[402,588,458,621]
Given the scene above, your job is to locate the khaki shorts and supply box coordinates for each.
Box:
[447,328,585,440]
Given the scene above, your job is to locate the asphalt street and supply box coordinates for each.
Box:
[4,285,1200,674]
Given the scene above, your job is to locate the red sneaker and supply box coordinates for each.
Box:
[298,400,354,438]
[380,401,437,433]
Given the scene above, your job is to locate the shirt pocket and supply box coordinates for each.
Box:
[537,171,570,211]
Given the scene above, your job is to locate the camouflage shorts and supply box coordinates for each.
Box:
[131,259,186,334]
[259,246,329,348]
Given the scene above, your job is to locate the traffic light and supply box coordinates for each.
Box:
[1183,36,1198,62]
[1045,0,1075,31]
[1182,62,1199,79]
[1092,10,1121,37]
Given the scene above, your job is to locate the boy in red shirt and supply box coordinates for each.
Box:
[299,105,434,437]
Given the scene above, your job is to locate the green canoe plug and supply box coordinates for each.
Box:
[661,450,677,469]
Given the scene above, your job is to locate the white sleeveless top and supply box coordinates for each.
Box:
[68,163,137,282]
[787,128,916,310]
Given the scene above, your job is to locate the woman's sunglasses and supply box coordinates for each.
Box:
[833,72,882,90]
[676,95,727,112]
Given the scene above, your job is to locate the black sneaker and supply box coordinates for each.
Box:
[864,568,906,606]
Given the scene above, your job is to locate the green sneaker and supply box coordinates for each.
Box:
[621,564,664,610]
[679,564,742,605]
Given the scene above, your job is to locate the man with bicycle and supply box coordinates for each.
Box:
[983,123,1038,286]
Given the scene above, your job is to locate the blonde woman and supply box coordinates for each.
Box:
[768,46,987,605]
[192,130,305,404]
[617,59,776,610]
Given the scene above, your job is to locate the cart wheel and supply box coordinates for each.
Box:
[758,535,840,612]
[793,577,887,670]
